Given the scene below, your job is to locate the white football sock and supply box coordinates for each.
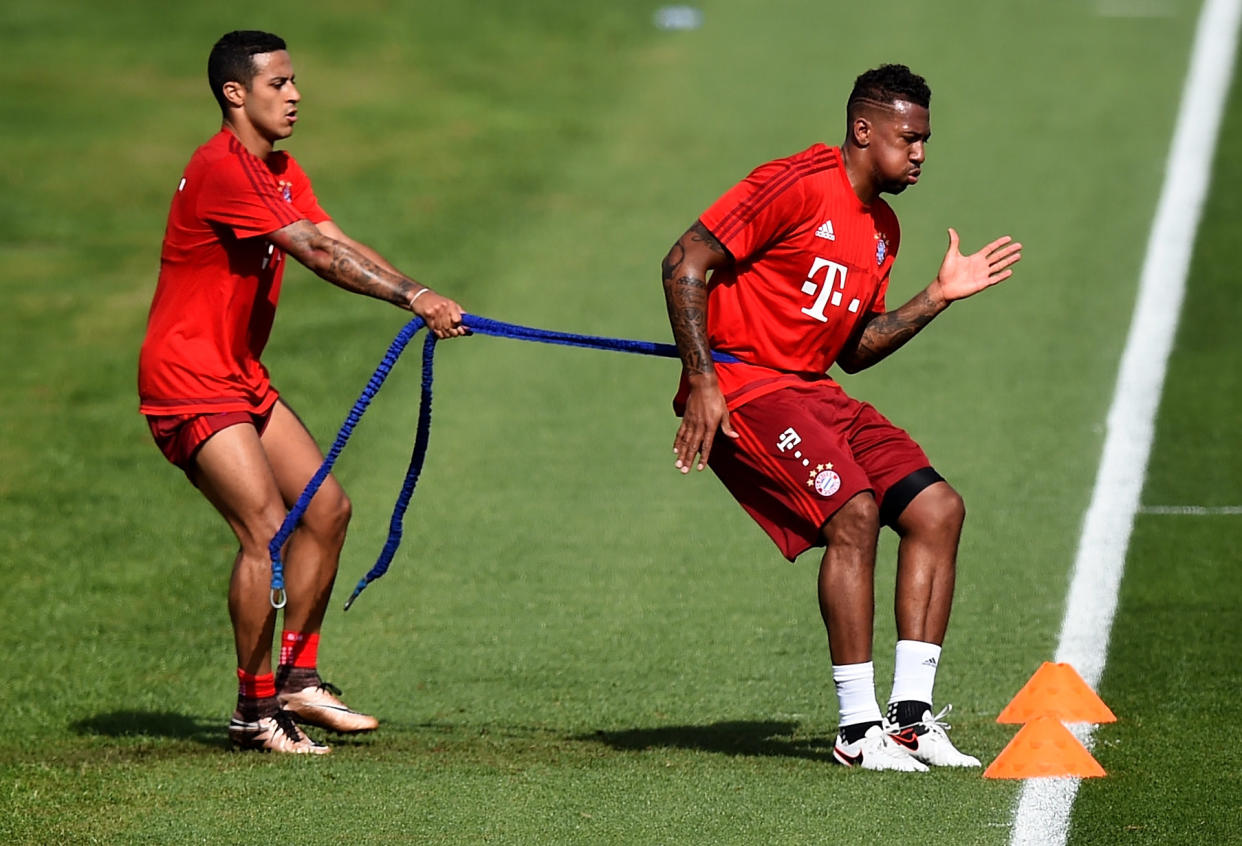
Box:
[833,661,883,727]
[888,639,942,706]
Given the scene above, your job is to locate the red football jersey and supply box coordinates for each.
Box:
[677,143,900,410]
[139,130,329,415]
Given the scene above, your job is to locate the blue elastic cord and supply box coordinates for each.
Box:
[267,317,426,598]
[343,331,437,610]
[269,313,737,610]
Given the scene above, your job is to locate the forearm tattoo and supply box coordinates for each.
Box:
[325,240,418,305]
[850,288,942,368]
[662,223,727,376]
[286,222,416,306]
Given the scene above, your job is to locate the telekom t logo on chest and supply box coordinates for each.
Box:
[800,257,859,322]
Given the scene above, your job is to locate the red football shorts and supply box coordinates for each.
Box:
[146,402,277,473]
[708,380,938,561]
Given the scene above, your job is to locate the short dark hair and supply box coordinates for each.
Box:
[207,30,287,115]
[847,64,931,113]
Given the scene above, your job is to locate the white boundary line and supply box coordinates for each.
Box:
[1008,1,1242,843]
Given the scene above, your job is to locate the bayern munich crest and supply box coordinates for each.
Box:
[807,463,841,497]
[875,232,889,266]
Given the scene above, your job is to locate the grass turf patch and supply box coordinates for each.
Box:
[0,0,1223,843]
[1069,48,1242,845]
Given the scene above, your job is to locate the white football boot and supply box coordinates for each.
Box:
[833,724,929,772]
[884,704,981,768]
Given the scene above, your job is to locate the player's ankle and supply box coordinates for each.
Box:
[275,664,321,693]
[838,720,882,744]
[886,699,931,727]
[234,695,279,722]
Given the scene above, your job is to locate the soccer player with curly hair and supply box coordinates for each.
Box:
[662,64,1021,771]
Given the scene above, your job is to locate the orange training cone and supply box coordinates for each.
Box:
[997,662,1117,724]
[982,716,1107,779]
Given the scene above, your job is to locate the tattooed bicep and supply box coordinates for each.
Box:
[662,219,731,286]
[688,221,729,258]
[661,241,686,282]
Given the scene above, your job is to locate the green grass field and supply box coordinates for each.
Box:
[2,0,1239,842]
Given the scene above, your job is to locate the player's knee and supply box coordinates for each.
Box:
[822,492,881,548]
[237,503,291,559]
[931,484,965,530]
[307,484,351,546]
[333,491,353,537]
[901,483,965,536]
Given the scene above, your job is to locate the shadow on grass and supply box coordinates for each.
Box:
[70,710,225,748]
[579,720,836,763]
[70,710,377,755]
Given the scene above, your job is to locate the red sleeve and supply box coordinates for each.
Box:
[698,159,811,263]
[196,149,305,238]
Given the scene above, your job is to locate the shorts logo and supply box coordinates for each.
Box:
[808,463,841,497]
[776,427,802,453]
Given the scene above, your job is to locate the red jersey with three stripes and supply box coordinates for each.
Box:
[139,130,329,415]
[682,143,901,410]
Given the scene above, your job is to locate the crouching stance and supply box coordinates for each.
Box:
[661,64,1021,770]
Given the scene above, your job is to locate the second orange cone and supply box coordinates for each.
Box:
[983,716,1107,779]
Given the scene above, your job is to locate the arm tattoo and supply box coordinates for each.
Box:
[662,225,726,377]
[666,275,712,374]
[688,220,728,256]
[660,242,685,284]
[325,240,417,305]
[846,288,942,370]
[285,221,416,306]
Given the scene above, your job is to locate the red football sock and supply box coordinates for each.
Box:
[236,669,276,700]
[279,630,320,669]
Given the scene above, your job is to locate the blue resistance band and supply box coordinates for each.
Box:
[267,313,737,611]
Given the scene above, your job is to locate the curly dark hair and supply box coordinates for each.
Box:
[847,64,931,113]
[207,30,287,116]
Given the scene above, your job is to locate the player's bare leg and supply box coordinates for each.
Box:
[193,422,290,676]
[817,492,881,665]
[884,480,979,767]
[260,401,351,637]
[256,401,377,733]
[820,493,926,771]
[192,421,329,753]
[891,481,964,645]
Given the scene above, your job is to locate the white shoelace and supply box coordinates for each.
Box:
[918,703,955,735]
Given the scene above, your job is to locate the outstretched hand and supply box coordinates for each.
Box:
[934,228,1022,303]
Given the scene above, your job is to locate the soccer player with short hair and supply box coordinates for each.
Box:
[661,64,1021,771]
[139,30,467,753]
